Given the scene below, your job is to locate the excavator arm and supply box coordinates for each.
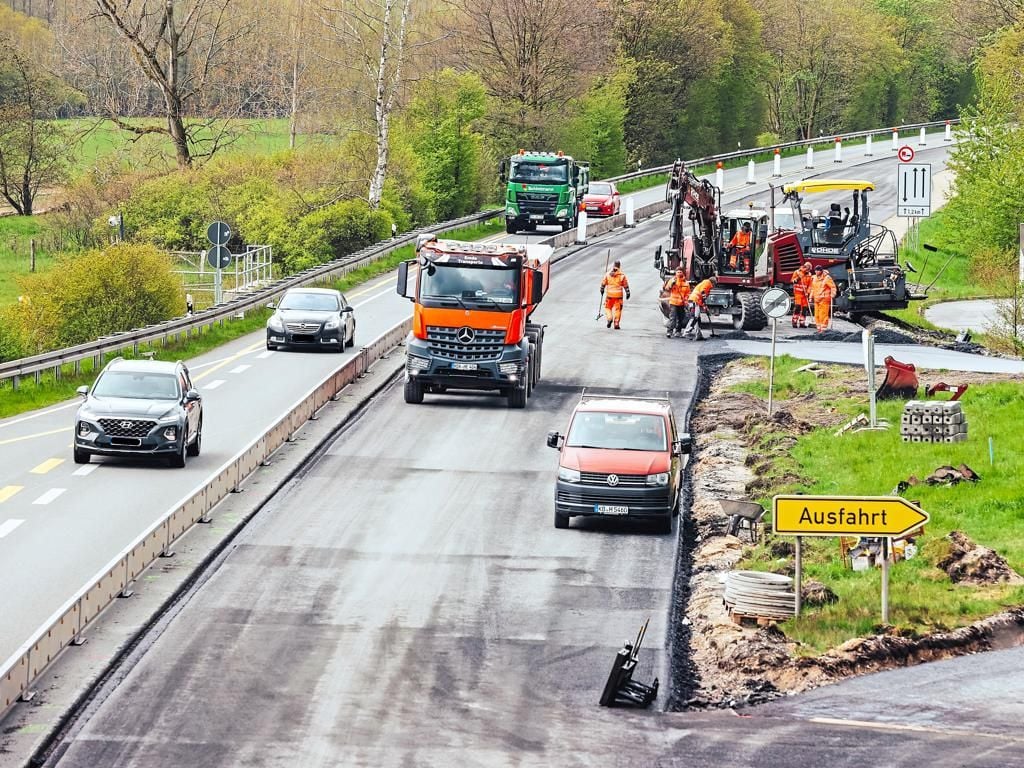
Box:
[664,160,722,280]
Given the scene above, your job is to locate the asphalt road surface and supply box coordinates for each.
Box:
[925,298,1003,334]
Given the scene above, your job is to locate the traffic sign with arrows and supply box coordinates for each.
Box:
[773,494,929,537]
[897,162,931,218]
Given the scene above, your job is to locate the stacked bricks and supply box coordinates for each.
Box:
[900,400,968,443]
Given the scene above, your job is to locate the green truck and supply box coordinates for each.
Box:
[499,150,589,234]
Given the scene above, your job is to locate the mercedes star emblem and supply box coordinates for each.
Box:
[456,327,475,344]
[606,474,620,487]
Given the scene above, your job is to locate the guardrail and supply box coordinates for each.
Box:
[0,118,960,389]
[0,318,411,719]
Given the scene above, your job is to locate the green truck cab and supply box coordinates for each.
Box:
[500,150,589,234]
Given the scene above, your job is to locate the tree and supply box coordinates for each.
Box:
[0,13,70,215]
[85,0,259,168]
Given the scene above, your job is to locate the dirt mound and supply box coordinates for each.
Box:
[938,531,1024,585]
[801,580,838,607]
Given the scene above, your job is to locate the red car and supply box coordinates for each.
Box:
[582,181,621,217]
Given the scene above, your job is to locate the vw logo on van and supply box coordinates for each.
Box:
[606,474,620,487]
[456,327,475,344]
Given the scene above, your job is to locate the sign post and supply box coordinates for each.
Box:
[773,494,929,620]
[896,151,932,218]
[206,221,232,305]
[760,288,792,416]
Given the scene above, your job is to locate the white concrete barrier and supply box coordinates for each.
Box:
[834,137,842,163]
[945,121,952,142]
[865,134,873,156]
[772,149,781,177]
[891,128,899,151]
[805,146,814,169]
[746,159,756,184]
[715,162,724,190]
[919,126,927,145]
[575,209,588,244]
[624,197,635,228]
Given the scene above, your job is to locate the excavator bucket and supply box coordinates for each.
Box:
[877,356,919,400]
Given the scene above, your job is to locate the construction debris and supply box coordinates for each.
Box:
[801,580,839,607]
[724,571,796,623]
[900,400,968,443]
[877,356,919,399]
[926,382,969,401]
[925,463,980,486]
[937,531,1024,586]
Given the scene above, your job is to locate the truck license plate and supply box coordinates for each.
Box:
[453,362,478,371]
[529,215,543,220]
[595,504,628,516]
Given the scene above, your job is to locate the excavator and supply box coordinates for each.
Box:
[654,161,924,330]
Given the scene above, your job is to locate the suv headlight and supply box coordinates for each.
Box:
[646,472,670,487]
[267,314,284,332]
[558,467,581,483]
[78,421,93,436]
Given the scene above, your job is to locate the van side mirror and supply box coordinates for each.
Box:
[530,269,544,305]
[546,431,563,449]
[654,245,663,271]
[499,159,508,185]
[396,261,409,298]
[76,385,89,398]
[673,434,693,456]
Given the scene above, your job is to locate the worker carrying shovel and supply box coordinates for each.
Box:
[600,260,630,329]
[682,275,716,340]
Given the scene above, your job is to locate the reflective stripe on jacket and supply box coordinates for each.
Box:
[665,278,690,306]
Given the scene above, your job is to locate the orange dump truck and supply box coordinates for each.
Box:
[395,234,551,408]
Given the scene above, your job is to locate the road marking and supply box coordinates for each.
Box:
[0,427,72,447]
[353,285,402,308]
[0,519,25,538]
[806,716,1022,742]
[30,458,64,475]
[0,401,80,431]
[33,488,66,505]
[0,486,24,504]
[256,351,274,359]
[192,341,264,382]
[203,379,226,390]
[229,364,251,374]
[72,465,98,477]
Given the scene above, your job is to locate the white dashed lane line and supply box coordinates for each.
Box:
[229,365,251,374]
[203,380,226,391]
[33,488,66,505]
[0,519,25,538]
[72,465,99,477]
[256,351,274,359]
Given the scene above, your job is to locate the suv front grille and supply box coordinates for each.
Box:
[517,192,559,214]
[579,472,647,487]
[99,418,156,438]
[425,326,505,362]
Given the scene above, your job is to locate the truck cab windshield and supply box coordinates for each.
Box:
[510,161,568,184]
[421,265,519,309]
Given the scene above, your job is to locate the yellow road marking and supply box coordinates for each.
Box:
[0,485,23,503]
[192,341,264,382]
[0,427,72,447]
[30,458,64,474]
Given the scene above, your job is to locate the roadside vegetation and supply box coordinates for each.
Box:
[730,355,1024,653]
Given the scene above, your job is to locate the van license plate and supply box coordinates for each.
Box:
[452,363,478,371]
[595,504,628,516]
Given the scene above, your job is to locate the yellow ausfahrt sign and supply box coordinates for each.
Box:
[772,495,929,537]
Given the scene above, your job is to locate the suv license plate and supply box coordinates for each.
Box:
[453,363,478,371]
[595,504,628,516]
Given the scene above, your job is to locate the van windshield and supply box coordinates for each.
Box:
[566,412,667,451]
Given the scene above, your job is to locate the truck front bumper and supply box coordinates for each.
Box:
[404,337,527,392]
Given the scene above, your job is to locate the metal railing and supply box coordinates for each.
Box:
[0,119,960,388]
[0,319,412,719]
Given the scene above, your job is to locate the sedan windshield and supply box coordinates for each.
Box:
[93,371,180,400]
[510,161,568,184]
[280,293,340,311]
[588,183,612,196]
[566,412,667,451]
[421,265,518,306]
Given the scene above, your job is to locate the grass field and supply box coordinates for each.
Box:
[732,356,1024,653]
[0,216,61,306]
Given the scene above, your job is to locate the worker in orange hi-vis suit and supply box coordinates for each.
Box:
[791,261,813,328]
[811,265,837,332]
[600,260,630,329]
[664,268,691,337]
[727,222,753,271]
[682,275,717,340]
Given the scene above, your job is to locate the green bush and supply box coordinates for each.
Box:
[122,170,214,250]
[755,132,781,148]
[4,243,183,353]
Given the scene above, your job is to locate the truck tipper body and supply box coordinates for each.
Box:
[500,150,589,234]
[396,234,551,408]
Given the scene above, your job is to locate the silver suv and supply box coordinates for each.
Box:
[74,358,203,468]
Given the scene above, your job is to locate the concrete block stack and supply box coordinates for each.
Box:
[900,400,967,443]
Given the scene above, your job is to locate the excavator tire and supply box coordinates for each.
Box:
[733,292,767,331]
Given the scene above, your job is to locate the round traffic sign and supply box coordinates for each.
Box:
[206,245,231,270]
[760,287,791,319]
[207,221,231,246]
[897,145,915,163]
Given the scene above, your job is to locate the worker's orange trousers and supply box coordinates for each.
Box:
[814,300,831,331]
[604,297,623,326]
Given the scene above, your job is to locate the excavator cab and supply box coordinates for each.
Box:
[720,210,769,278]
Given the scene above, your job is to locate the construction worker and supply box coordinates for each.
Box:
[791,262,813,328]
[600,260,630,329]
[663,268,691,338]
[811,266,837,332]
[683,275,717,340]
[727,222,753,271]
